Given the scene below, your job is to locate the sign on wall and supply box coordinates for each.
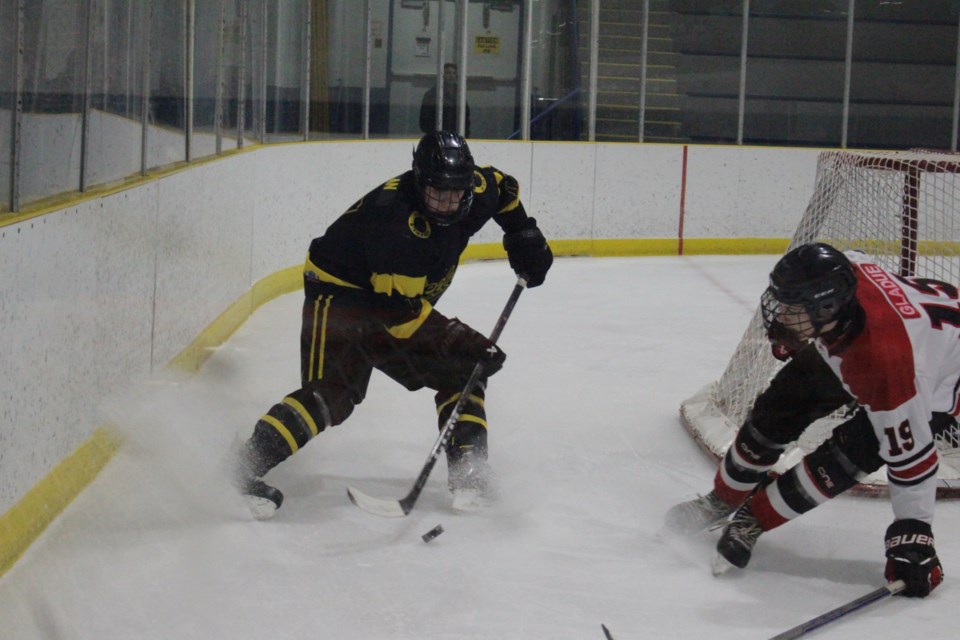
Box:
[390,0,519,80]
[474,35,500,54]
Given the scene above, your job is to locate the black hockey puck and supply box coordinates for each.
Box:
[421,524,444,543]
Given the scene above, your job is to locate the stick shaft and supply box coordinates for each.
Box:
[768,580,905,640]
[401,277,527,511]
[348,277,527,516]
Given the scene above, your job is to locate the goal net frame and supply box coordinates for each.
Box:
[679,149,960,499]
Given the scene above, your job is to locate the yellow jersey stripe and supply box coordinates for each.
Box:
[436,393,485,414]
[308,298,320,381]
[370,272,427,297]
[457,414,488,429]
[304,257,363,289]
[317,296,330,379]
[386,299,434,339]
[263,415,299,454]
[493,170,521,214]
[282,396,319,437]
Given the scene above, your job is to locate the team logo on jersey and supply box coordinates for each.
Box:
[473,170,486,193]
[408,212,431,238]
[860,264,920,318]
[424,265,457,300]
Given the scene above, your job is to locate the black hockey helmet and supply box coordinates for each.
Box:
[761,242,860,347]
[412,131,476,225]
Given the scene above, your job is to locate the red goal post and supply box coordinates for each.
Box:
[679,149,960,498]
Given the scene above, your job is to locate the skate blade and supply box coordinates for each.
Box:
[665,514,723,535]
[451,489,493,512]
[245,495,279,520]
[711,553,736,576]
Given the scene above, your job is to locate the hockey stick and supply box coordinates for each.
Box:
[346,277,528,517]
[767,580,905,640]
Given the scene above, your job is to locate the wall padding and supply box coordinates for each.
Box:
[0,140,823,544]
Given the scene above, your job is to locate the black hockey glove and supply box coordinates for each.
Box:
[884,519,944,597]
[503,218,553,288]
[426,312,506,376]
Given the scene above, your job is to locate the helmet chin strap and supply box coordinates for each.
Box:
[766,301,863,354]
[819,301,866,353]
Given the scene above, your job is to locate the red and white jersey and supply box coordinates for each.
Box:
[815,251,960,525]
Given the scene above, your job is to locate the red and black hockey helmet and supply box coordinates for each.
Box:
[761,242,860,347]
[412,131,476,225]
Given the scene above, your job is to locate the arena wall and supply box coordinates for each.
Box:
[0,139,820,574]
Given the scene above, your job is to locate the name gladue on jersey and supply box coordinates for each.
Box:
[861,264,921,318]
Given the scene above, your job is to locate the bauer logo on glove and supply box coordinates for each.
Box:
[884,519,944,598]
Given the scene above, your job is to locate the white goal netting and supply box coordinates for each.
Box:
[680,149,960,498]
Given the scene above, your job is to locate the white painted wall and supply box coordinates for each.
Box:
[0,140,821,516]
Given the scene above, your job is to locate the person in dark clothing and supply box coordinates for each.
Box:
[420,63,471,137]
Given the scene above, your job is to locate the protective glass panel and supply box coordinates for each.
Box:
[848,0,960,149]
[590,2,639,142]
[220,0,242,151]
[0,0,14,211]
[192,2,219,157]
[86,0,147,187]
[193,0,240,157]
[19,0,85,203]
[386,0,451,139]
[671,3,743,144]
[314,0,366,138]
[146,0,187,170]
[576,0,592,141]
[464,0,523,140]
[744,1,848,147]
[384,0,522,140]
[243,0,267,144]
[261,0,306,140]
[529,0,582,141]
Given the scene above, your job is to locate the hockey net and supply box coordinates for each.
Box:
[680,149,960,498]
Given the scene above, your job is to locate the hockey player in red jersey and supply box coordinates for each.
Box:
[667,243,951,597]
[232,131,552,518]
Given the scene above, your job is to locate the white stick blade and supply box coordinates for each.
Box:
[346,486,407,517]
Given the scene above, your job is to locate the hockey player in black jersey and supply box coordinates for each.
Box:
[233,131,553,518]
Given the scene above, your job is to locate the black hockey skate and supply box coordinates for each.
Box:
[447,451,498,512]
[665,491,736,534]
[231,442,284,520]
[240,477,284,521]
[713,503,763,575]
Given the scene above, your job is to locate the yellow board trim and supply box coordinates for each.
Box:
[0,426,122,577]
[459,237,791,262]
[0,264,303,580]
[1,237,793,579]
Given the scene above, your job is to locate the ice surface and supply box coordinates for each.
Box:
[0,256,956,639]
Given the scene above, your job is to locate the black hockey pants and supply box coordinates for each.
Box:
[242,293,489,477]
